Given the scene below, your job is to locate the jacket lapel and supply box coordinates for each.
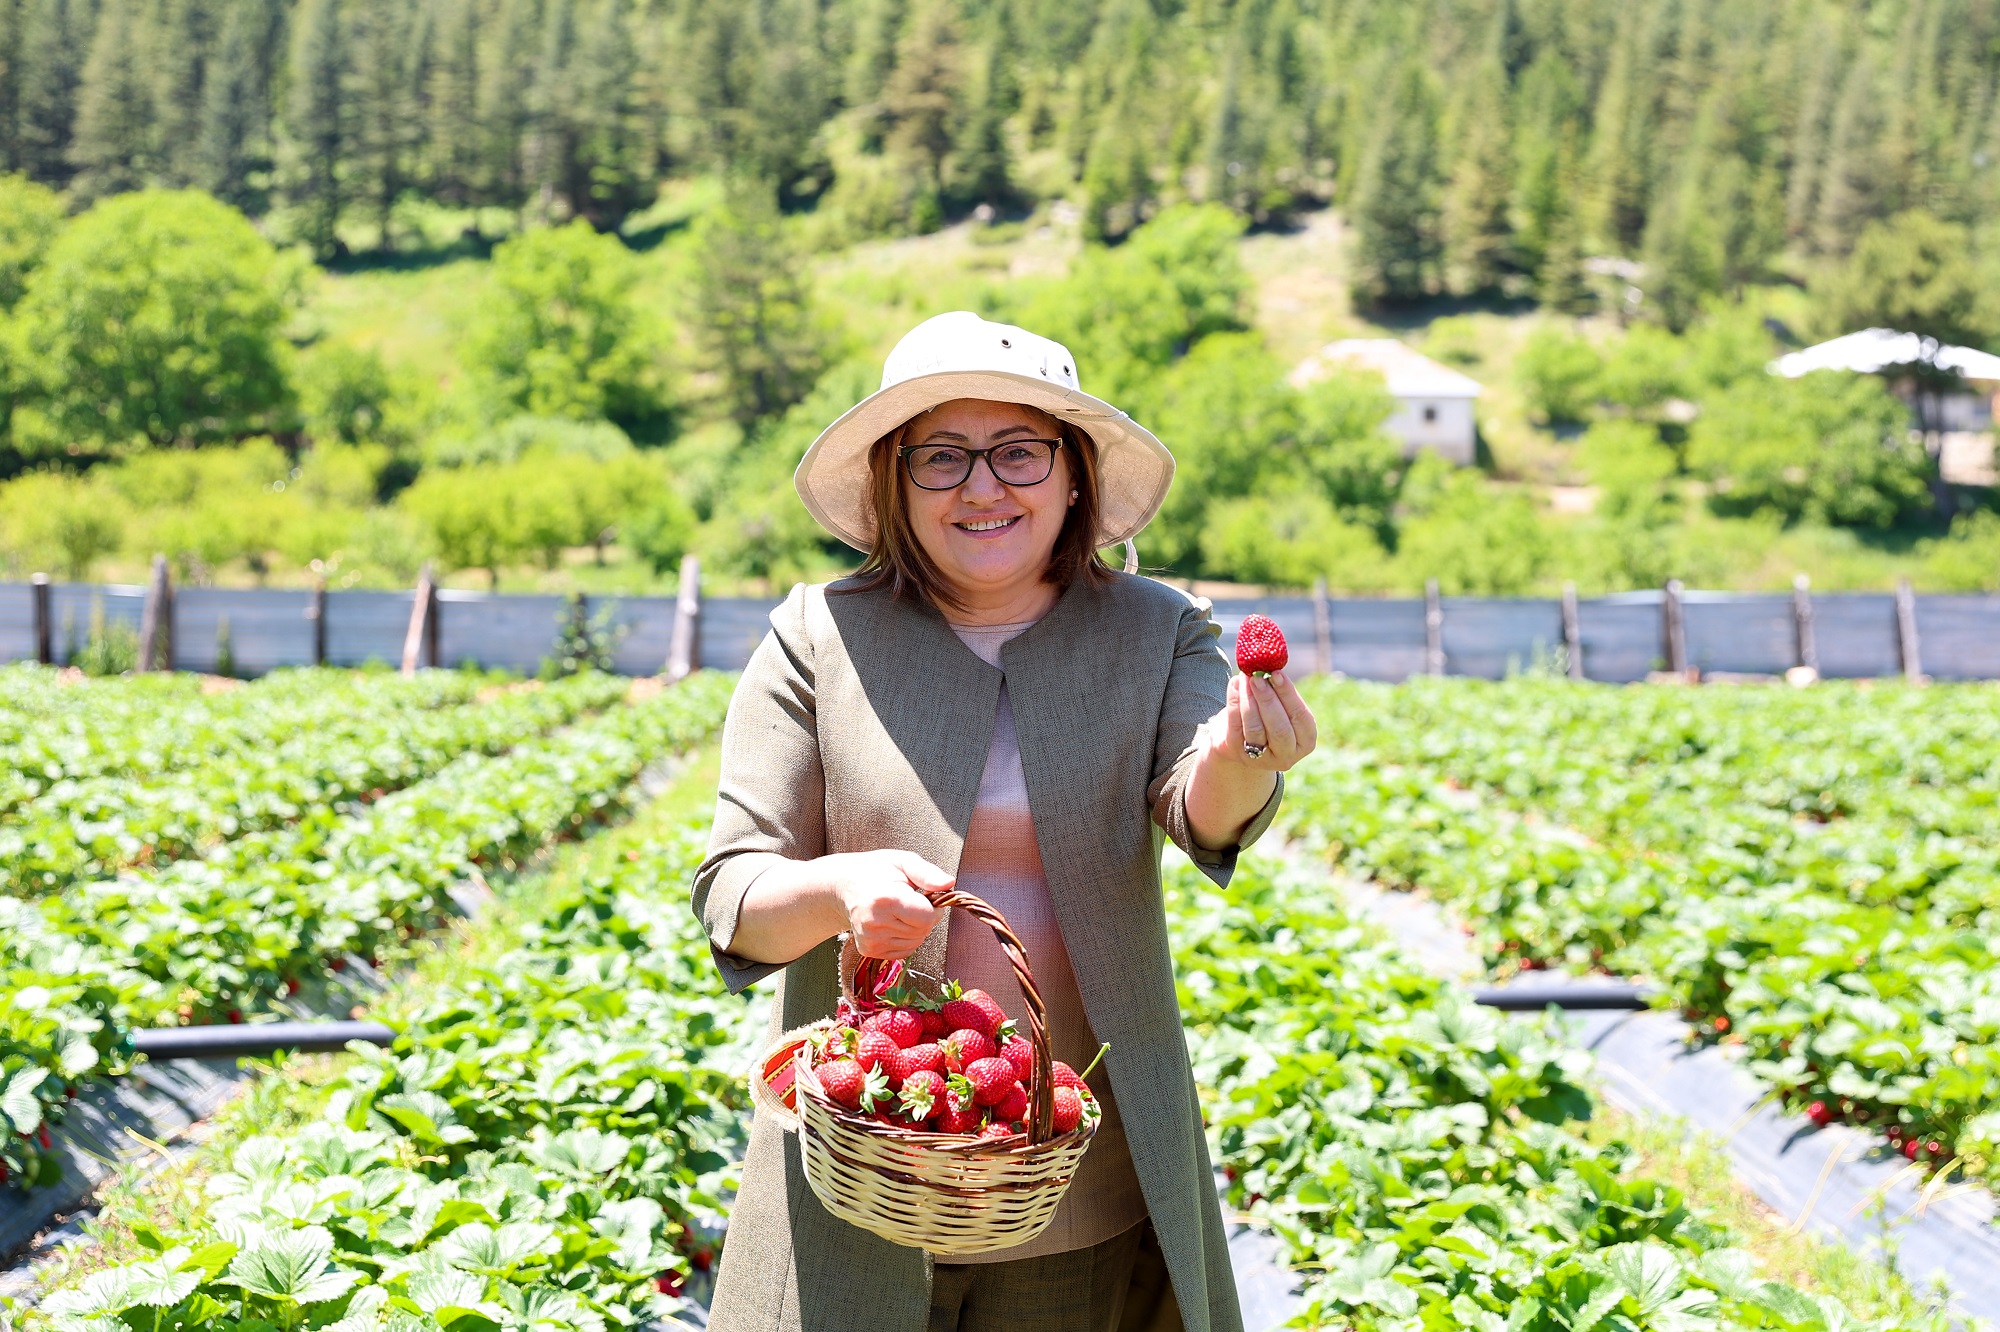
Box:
[820,586,1005,980]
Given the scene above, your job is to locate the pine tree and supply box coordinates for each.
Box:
[284,0,347,258]
[424,0,481,207]
[569,0,651,228]
[149,0,213,185]
[69,0,156,199]
[1440,39,1512,295]
[882,0,961,217]
[346,0,416,247]
[477,0,538,218]
[1347,60,1442,306]
[12,0,87,184]
[1814,52,1890,257]
[195,0,279,206]
[687,181,829,426]
[950,36,1011,209]
[0,0,23,171]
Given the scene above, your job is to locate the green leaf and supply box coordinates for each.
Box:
[221,1225,360,1305]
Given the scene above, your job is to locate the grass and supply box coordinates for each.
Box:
[15,737,724,1302]
[1584,1102,1957,1326]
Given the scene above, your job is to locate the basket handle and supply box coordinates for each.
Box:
[849,886,1056,1145]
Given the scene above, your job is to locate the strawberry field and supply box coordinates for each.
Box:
[0,665,1970,1331]
[1286,677,2000,1188]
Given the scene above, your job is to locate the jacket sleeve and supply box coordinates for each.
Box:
[1145,597,1282,888]
[691,586,825,994]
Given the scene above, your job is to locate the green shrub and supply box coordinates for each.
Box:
[1201,492,1388,589]
[1515,326,1603,425]
[1686,371,1929,528]
[7,190,299,452]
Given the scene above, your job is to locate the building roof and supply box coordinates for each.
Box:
[1290,339,1483,398]
[1772,328,2000,382]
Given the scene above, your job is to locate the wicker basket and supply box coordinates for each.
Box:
[754,886,1098,1256]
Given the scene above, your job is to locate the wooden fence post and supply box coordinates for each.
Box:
[1561,581,1584,681]
[30,573,52,666]
[1662,579,1689,678]
[1311,576,1333,675]
[308,577,328,666]
[1791,574,1818,673]
[402,563,436,677]
[1423,578,1444,677]
[666,554,702,681]
[137,555,172,672]
[1895,577,1923,684]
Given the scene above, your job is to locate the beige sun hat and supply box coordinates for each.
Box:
[794,311,1175,552]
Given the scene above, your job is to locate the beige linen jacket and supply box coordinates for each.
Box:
[691,571,1280,1332]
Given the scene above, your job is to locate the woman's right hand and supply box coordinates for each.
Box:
[830,850,952,960]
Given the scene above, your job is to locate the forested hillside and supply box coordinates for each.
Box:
[6,0,2000,309]
[2,0,1999,605]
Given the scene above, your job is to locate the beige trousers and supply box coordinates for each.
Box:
[926,1221,1183,1332]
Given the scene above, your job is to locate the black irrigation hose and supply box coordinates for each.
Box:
[129,1021,396,1060]
[1471,983,1655,1011]
[124,988,1648,1064]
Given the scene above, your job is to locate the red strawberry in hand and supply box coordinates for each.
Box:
[1234,614,1288,676]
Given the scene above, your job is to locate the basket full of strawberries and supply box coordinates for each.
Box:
[750,886,1102,1256]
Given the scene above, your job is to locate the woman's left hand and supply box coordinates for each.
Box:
[1206,670,1318,772]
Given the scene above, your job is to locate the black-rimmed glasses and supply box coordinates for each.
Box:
[900,438,1064,490]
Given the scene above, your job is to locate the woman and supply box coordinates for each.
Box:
[692,311,1317,1332]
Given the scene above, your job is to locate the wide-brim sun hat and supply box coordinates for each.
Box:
[795,311,1176,552]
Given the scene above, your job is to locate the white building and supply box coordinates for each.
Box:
[1289,339,1482,466]
[1773,328,2000,486]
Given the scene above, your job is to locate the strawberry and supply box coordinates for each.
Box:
[656,1271,686,1296]
[899,1043,947,1080]
[978,1121,1016,1141]
[964,1057,1018,1108]
[1052,1086,1086,1133]
[1805,1100,1834,1127]
[818,1058,866,1109]
[943,1028,997,1073]
[1000,1032,1034,1082]
[994,1083,1029,1126]
[855,1028,900,1076]
[919,1009,950,1039]
[810,1025,858,1066]
[1234,613,1288,675]
[856,1065,895,1113]
[941,984,1007,1040]
[898,1069,948,1122]
[1051,1060,1085,1091]
[937,1076,983,1135]
[864,1007,925,1049]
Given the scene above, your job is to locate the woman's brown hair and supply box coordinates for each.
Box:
[843,405,1115,612]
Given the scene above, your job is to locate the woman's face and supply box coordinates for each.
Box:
[899,397,1074,609]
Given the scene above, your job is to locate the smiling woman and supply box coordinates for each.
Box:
[690,311,1318,1332]
[856,398,1105,622]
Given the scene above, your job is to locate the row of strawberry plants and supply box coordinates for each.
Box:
[3,673,625,897]
[1284,680,2000,1183]
[16,736,751,1332]
[0,672,737,1189]
[1172,856,1948,1332]
[1299,677,2000,917]
[0,668,483,818]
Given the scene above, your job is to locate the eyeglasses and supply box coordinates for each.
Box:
[900,438,1063,491]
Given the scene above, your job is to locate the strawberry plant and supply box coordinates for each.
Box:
[1171,855,1949,1332]
[0,672,736,1185]
[21,810,752,1332]
[1284,677,2000,1188]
